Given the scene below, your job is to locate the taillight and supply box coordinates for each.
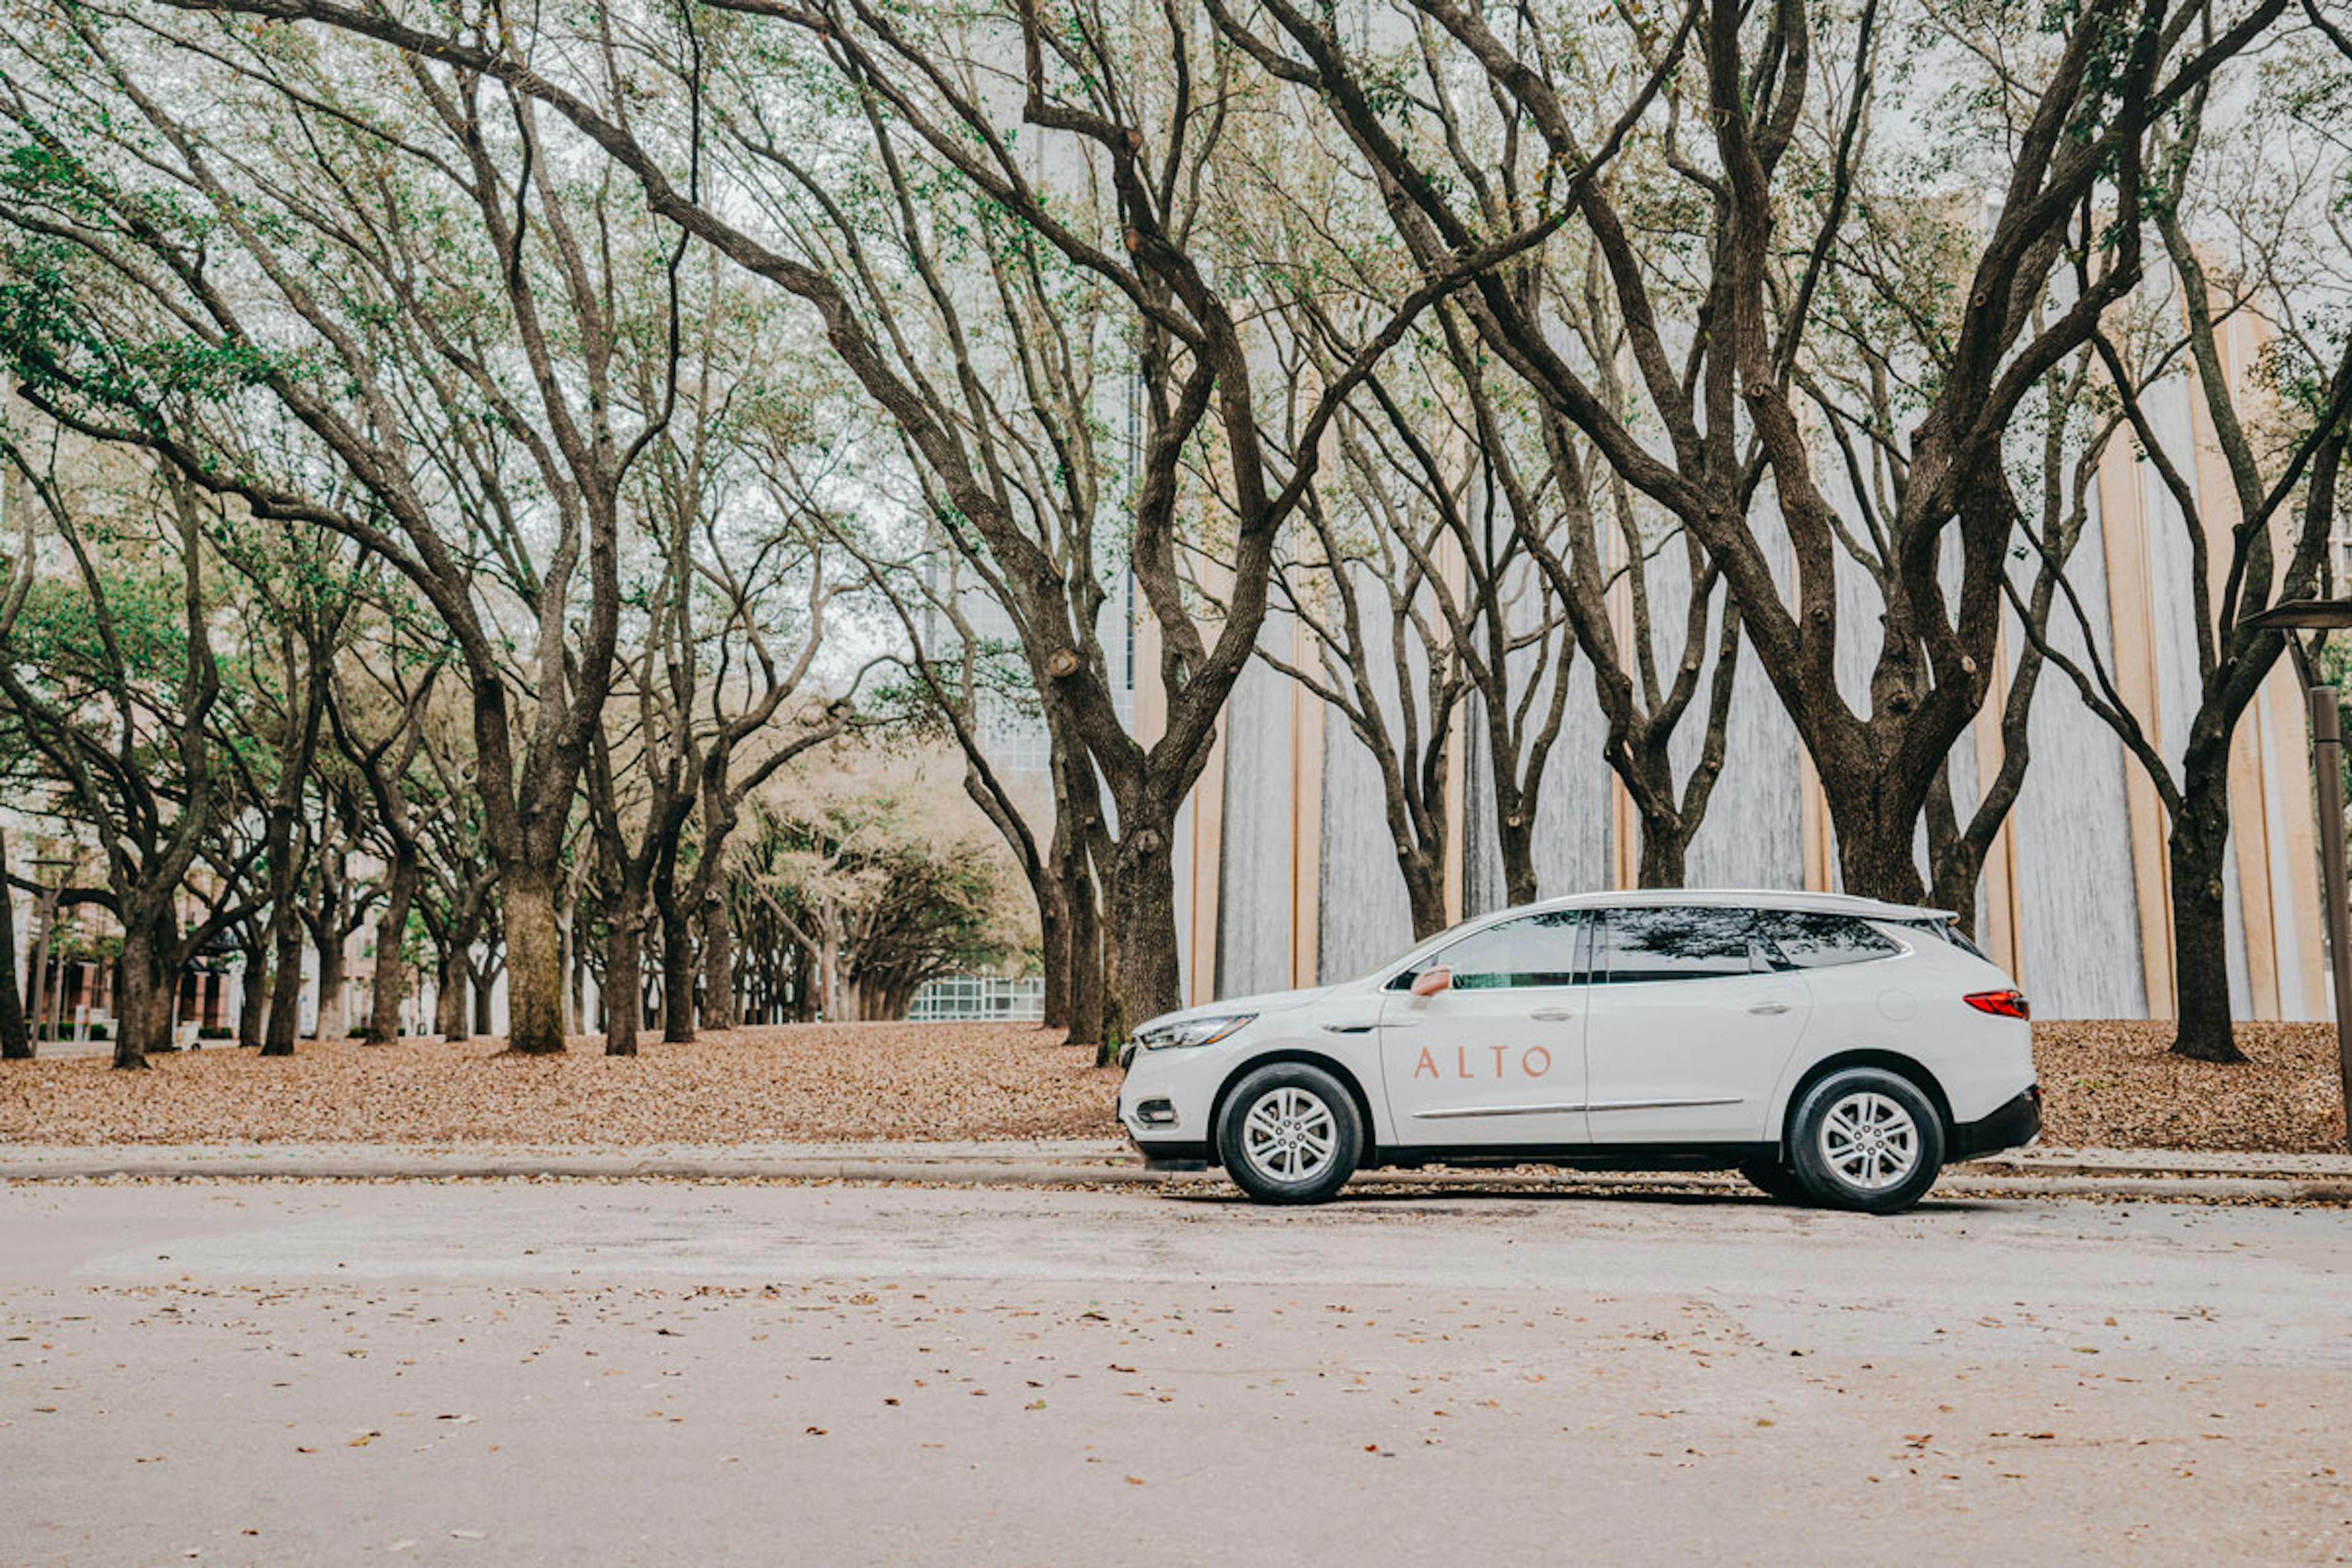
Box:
[1966,989,2030,1020]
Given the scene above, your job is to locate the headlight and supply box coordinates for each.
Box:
[1133,1014,1256,1052]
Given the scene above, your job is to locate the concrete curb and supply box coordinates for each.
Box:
[0,1154,1183,1185]
[2,1148,2347,1201]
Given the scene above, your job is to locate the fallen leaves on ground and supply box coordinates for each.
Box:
[0,1022,1119,1147]
[2032,1020,2345,1153]
[0,1018,2339,1152]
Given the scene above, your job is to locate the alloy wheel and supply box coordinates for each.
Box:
[1239,1085,1337,1184]
[1816,1090,1920,1191]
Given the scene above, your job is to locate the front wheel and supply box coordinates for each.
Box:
[1785,1067,1945,1214]
[1217,1062,1362,1205]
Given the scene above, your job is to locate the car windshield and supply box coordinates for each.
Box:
[1356,914,1490,984]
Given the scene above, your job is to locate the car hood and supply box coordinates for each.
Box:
[1135,985,1336,1034]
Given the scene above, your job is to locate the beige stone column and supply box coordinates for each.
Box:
[2094,432,2177,1017]
[1289,614,1324,987]
[1972,620,2026,981]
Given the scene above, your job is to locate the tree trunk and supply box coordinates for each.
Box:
[313,929,349,1041]
[1636,820,1691,890]
[817,923,841,1021]
[1923,777,1980,936]
[1104,817,1182,1062]
[1036,866,1071,1033]
[148,933,182,1056]
[656,881,694,1045]
[113,916,160,1070]
[436,950,469,1042]
[603,900,643,1057]
[1063,851,1104,1047]
[1492,805,1540,910]
[262,908,304,1058]
[700,892,737,1033]
[472,965,496,1036]
[1828,786,1931,907]
[556,892,575,1038]
[502,864,566,1055]
[0,838,30,1060]
[569,930,587,1038]
[238,942,270,1049]
[365,850,420,1044]
[24,900,53,1047]
[1400,852,1450,943]
[2168,756,2245,1063]
[1096,870,1124,1046]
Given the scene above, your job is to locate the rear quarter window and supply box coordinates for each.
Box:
[1754,911,1902,969]
[1891,916,1987,960]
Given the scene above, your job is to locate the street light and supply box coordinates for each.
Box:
[2241,597,2352,1149]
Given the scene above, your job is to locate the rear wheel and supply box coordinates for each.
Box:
[1786,1066,1944,1213]
[1217,1062,1362,1205]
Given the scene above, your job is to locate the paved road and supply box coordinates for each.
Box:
[2,1182,2348,1566]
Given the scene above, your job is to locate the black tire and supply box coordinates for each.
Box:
[1785,1066,1945,1214]
[1216,1061,1363,1205]
[1738,1160,1812,1205]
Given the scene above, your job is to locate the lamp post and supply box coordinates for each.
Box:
[2241,598,2352,1150]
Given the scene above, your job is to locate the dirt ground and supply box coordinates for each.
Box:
[2032,1019,2346,1152]
[0,1023,1121,1147]
[0,1018,2342,1152]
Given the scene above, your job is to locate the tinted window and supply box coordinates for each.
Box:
[1759,912,1901,968]
[1425,911,1585,990]
[1893,916,1984,960]
[1602,907,1765,982]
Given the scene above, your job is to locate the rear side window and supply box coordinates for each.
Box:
[1424,910,1585,989]
[1755,911,1901,968]
[1894,916,1988,960]
[1601,907,1767,982]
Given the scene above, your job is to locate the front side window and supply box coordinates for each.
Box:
[1601,906,1767,982]
[1417,910,1585,990]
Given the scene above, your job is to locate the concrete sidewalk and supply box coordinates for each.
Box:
[2,1138,2348,1200]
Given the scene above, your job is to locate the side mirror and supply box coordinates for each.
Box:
[1410,967,1452,998]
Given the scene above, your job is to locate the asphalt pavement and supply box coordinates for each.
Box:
[3,1181,2348,1566]
[5,1137,2348,1198]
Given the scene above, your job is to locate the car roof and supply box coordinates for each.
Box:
[1515,887,1956,922]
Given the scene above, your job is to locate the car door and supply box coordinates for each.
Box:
[1581,905,1811,1145]
[1378,910,1591,1148]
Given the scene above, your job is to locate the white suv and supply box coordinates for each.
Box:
[1117,890,2040,1212]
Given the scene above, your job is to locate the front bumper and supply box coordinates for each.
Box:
[1117,1038,1230,1164]
[1121,1078,1209,1166]
[1128,1138,1212,1170]
[1950,1084,2042,1160]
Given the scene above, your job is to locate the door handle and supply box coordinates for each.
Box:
[1747,1001,1791,1015]
[1529,1007,1577,1022]
[1324,1021,1387,1034]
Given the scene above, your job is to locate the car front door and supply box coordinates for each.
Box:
[1582,906,1811,1145]
[1378,910,1591,1148]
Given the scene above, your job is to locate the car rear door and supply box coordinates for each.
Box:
[1378,910,1591,1148]
[1581,905,1811,1145]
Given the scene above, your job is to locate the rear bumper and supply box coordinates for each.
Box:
[1950,1084,2041,1160]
